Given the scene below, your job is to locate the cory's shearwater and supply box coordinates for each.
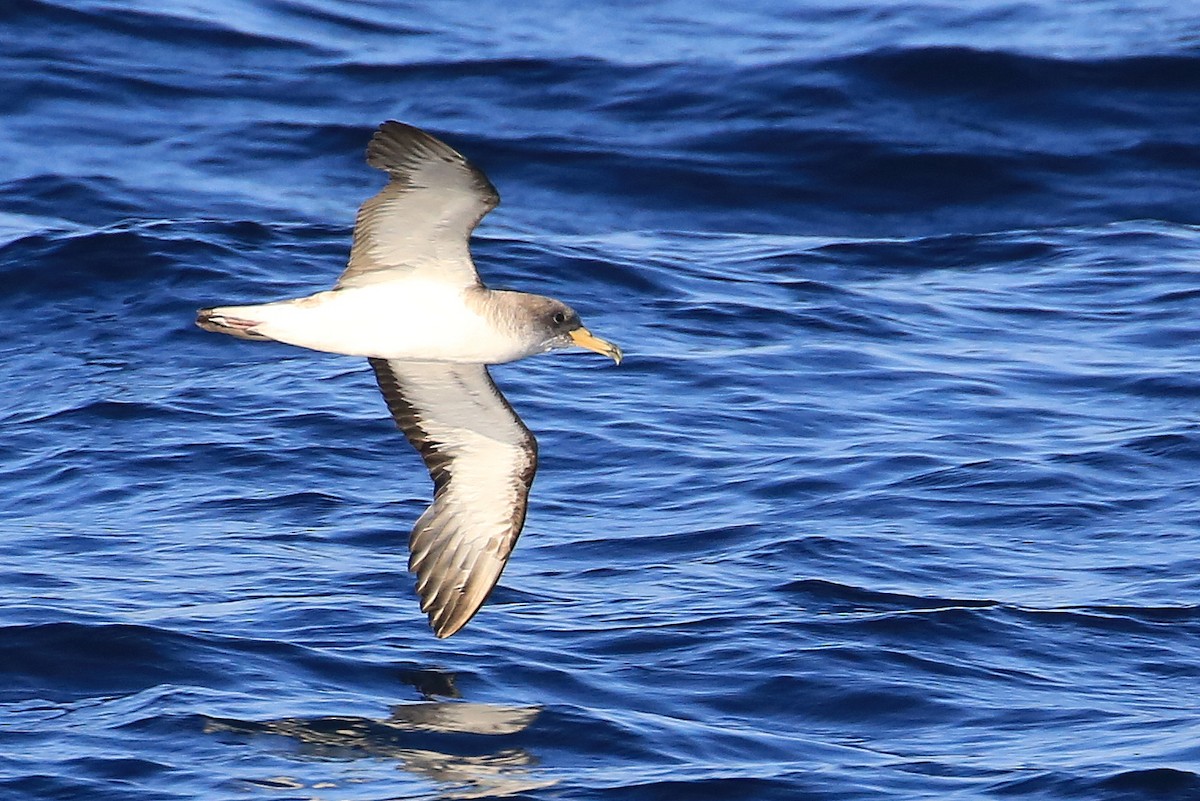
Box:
[198,121,621,637]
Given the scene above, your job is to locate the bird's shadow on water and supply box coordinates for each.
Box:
[201,668,554,799]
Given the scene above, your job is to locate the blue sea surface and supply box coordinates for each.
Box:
[3,1,1200,799]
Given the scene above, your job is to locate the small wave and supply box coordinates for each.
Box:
[831,46,1200,95]
[778,578,997,614]
[0,621,424,704]
[0,622,228,701]
[8,0,320,52]
[994,766,1200,800]
[1099,767,1200,796]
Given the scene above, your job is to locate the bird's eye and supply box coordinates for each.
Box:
[552,311,567,325]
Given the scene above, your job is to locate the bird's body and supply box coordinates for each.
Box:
[198,121,620,638]
[205,283,554,363]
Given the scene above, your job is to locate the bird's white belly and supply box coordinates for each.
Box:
[246,283,525,363]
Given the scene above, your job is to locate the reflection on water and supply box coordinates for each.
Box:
[398,668,463,700]
[205,701,553,799]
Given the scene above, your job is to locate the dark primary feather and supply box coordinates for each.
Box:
[340,121,500,289]
[366,121,499,208]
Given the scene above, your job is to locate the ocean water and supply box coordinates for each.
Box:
[3,1,1200,799]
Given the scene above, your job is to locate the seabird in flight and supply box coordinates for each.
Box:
[197,121,621,637]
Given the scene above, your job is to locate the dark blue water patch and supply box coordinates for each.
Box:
[1118,374,1200,400]
[1012,604,1200,639]
[2,0,312,51]
[0,622,234,702]
[992,767,1200,801]
[814,231,1063,274]
[778,578,998,615]
[193,489,346,518]
[0,175,146,227]
[316,55,619,103]
[589,776,830,801]
[0,774,144,801]
[0,622,438,705]
[2,227,216,300]
[799,676,961,728]
[1097,767,1200,799]
[838,47,1200,98]
[559,522,757,561]
[1084,604,1200,626]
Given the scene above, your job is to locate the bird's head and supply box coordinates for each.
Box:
[522,296,622,364]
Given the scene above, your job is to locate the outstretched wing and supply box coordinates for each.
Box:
[340,121,500,290]
[369,358,537,638]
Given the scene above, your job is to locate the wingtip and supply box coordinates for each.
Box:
[417,582,488,639]
[366,120,452,170]
[370,120,421,150]
[425,605,469,639]
[422,591,480,639]
[431,619,463,639]
[363,120,500,205]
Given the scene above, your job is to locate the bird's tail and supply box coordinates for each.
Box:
[196,306,273,341]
